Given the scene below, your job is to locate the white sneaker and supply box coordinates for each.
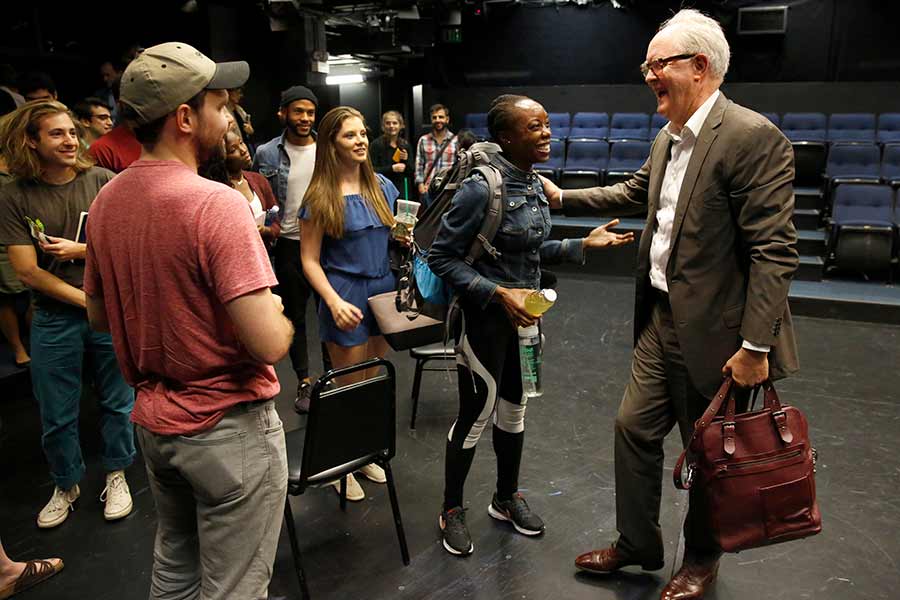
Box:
[101,470,133,521]
[330,473,365,501]
[357,463,387,484]
[37,484,80,529]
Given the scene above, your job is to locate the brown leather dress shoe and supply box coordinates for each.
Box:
[660,560,719,600]
[575,544,664,574]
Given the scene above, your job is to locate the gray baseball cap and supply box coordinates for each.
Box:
[120,42,249,125]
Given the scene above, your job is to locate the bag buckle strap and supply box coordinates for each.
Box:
[772,410,793,444]
[722,421,736,456]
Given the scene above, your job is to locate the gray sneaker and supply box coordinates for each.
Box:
[488,493,545,536]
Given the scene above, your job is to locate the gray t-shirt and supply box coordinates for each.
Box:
[0,167,114,310]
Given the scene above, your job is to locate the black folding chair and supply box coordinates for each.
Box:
[282,358,409,599]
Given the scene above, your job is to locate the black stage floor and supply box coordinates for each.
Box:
[1,275,899,600]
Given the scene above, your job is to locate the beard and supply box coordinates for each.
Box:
[290,121,311,138]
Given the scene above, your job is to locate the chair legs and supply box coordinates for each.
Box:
[382,461,411,566]
[410,358,425,430]
[284,497,312,600]
[339,475,347,512]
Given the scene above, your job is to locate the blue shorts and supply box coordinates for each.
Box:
[318,270,396,347]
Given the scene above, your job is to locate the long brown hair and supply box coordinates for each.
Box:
[0,100,95,181]
[303,106,393,239]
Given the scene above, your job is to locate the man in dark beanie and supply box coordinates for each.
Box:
[252,85,320,411]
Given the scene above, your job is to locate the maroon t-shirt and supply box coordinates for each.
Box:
[88,124,142,173]
[84,160,280,435]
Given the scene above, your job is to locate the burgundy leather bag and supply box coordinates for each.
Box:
[674,377,822,552]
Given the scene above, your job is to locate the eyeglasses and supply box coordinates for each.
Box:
[639,53,696,77]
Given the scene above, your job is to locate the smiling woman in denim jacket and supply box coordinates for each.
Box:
[428,94,634,556]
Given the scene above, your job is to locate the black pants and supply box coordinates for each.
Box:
[443,302,528,510]
[273,238,313,380]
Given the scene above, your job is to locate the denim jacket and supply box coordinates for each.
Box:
[428,153,585,308]
[251,130,317,212]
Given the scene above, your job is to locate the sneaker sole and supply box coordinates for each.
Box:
[37,497,79,529]
[487,503,545,536]
[104,500,134,521]
[438,515,474,556]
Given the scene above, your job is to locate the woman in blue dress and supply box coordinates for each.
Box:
[300,106,400,501]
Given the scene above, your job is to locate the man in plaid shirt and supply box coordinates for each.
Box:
[415,104,459,205]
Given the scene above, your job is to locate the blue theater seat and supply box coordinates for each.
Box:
[548,113,571,140]
[569,112,609,140]
[782,113,827,142]
[606,141,650,185]
[560,139,609,188]
[826,183,897,279]
[877,113,900,144]
[609,112,650,141]
[828,113,877,143]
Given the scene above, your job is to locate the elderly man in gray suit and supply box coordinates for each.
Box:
[542,9,799,600]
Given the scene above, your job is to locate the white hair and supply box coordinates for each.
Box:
[658,9,731,83]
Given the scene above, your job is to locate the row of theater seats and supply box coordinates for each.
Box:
[464,112,667,142]
[463,111,900,144]
[827,182,900,279]
[534,139,649,188]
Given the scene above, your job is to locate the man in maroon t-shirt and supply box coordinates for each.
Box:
[87,122,141,172]
[84,43,293,600]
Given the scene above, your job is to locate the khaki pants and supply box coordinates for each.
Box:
[614,294,746,564]
[137,400,288,600]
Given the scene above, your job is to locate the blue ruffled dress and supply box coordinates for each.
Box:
[299,174,399,347]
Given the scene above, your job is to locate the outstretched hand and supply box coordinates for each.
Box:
[583,219,635,250]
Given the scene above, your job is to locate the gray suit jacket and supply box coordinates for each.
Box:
[564,93,800,397]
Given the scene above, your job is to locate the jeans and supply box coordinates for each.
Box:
[30,306,135,489]
[138,400,288,600]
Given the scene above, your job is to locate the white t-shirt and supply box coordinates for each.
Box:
[281,141,316,240]
[249,192,264,221]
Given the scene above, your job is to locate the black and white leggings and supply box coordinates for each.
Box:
[443,301,528,510]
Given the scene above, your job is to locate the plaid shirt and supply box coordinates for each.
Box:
[415,131,459,187]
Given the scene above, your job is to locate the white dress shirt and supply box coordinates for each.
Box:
[649,91,769,353]
[649,90,720,293]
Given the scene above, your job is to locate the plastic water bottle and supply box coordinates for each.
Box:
[518,324,543,398]
[517,289,556,398]
[524,289,557,316]
[264,205,280,226]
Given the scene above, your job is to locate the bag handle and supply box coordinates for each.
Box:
[673,377,789,490]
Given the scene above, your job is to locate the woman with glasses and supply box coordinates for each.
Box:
[299,106,408,502]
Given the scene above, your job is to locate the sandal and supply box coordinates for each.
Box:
[0,558,64,599]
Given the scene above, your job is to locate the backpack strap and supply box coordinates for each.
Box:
[464,165,505,265]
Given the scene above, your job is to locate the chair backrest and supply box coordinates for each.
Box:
[832,183,893,225]
[826,143,881,178]
[880,143,900,181]
[570,112,609,139]
[828,113,876,143]
[877,113,900,143]
[564,139,609,170]
[543,139,566,169]
[300,359,396,488]
[649,113,668,137]
[610,112,650,140]
[609,140,651,171]
[761,112,780,127]
[464,113,488,129]
[548,112,571,138]
[781,112,827,142]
